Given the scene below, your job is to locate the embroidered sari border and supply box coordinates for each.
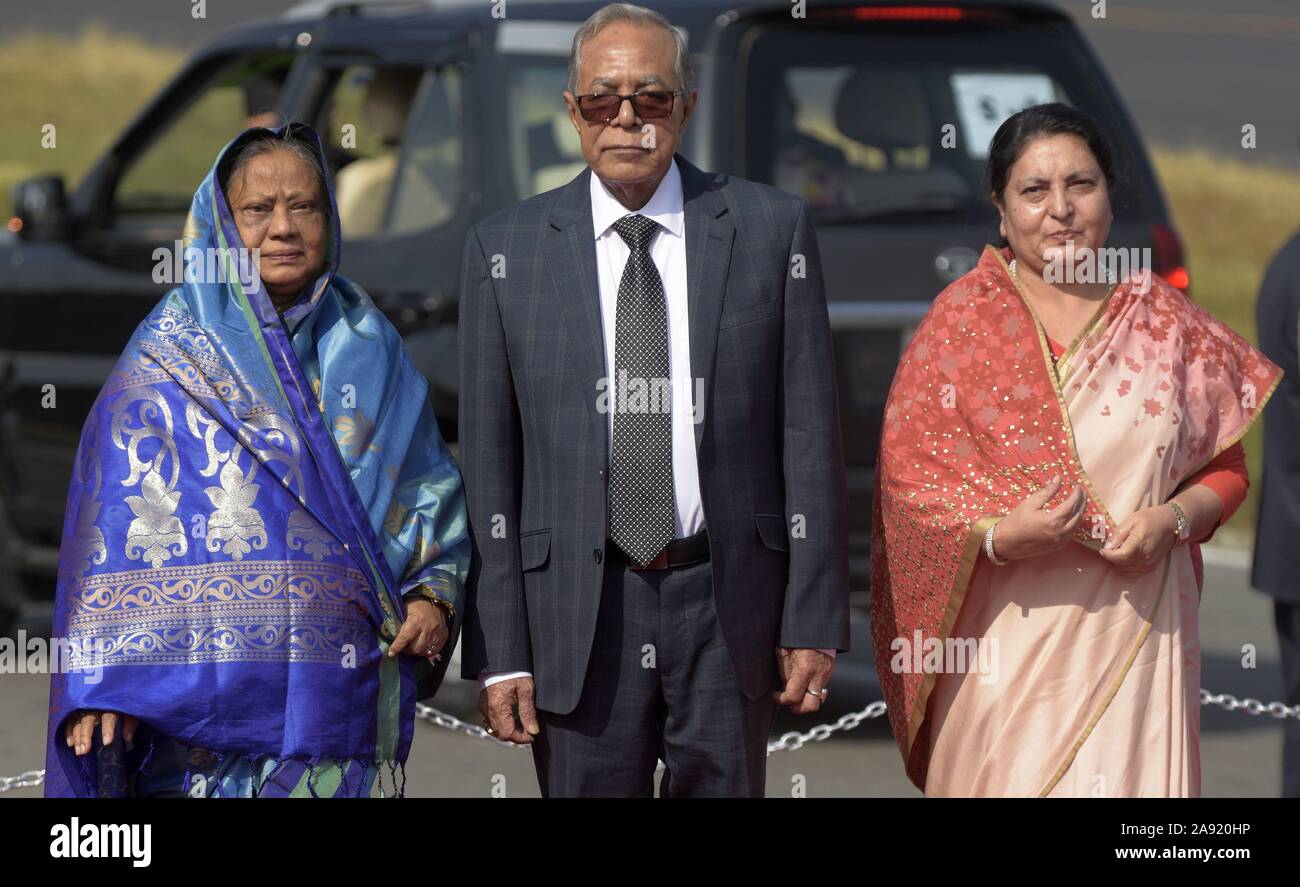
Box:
[904,514,1002,757]
[989,246,1116,545]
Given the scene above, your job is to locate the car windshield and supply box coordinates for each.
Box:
[741,20,1143,223]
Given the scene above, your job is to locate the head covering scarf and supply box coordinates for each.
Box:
[44,124,469,796]
[872,245,1281,789]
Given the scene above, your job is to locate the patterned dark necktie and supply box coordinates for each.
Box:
[608,213,675,566]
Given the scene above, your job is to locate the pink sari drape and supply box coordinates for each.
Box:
[871,246,1281,796]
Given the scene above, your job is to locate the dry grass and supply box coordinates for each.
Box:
[1151,147,1300,544]
[0,27,184,217]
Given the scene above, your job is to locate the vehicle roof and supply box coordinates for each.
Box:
[278,0,1070,35]
[194,0,1079,66]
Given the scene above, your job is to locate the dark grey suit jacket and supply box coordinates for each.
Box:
[457,154,850,714]
[1253,230,1300,602]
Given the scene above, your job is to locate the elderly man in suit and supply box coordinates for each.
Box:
[457,2,849,797]
[1254,229,1300,798]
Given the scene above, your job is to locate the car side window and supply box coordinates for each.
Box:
[504,59,585,200]
[112,54,294,226]
[736,23,1140,225]
[387,66,463,236]
[320,64,463,239]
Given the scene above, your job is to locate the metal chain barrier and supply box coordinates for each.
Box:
[413,699,895,755]
[3,690,1297,793]
[765,701,890,753]
[1199,689,1300,719]
[0,769,45,794]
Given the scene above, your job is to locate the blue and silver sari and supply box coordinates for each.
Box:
[43,125,469,797]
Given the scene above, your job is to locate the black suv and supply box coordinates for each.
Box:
[1,0,1185,629]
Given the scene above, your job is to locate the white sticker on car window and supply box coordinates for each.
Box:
[950,73,1058,159]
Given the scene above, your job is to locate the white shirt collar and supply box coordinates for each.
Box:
[590,157,684,241]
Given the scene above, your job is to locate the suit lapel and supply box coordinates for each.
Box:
[543,158,735,466]
[544,167,610,468]
[678,155,735,454]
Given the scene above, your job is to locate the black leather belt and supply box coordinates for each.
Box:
[607,529,710,571]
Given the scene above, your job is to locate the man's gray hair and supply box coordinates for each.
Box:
[567,3,693,96]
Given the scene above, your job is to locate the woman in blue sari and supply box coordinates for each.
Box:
[43,123,469,797]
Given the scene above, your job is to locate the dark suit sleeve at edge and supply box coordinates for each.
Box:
[457,225,533,678]
[776,198,851,651]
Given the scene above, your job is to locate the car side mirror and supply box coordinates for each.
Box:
[11,176,69,240]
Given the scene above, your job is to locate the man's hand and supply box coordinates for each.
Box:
[479,676,540,744]
[388,598,449,659]
[64,711,138,756]
[773,648,834,714]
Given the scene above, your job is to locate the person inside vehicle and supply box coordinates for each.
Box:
[332,68,425,237]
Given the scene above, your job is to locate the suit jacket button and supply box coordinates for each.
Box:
[593,548,603,563]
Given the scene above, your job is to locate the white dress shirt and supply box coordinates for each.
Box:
[479,161,832,690]
[591,158,705,539]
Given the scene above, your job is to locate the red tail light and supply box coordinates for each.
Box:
[1152,224,1189,294]
[851,6,964,19]
[813,6,1009,22]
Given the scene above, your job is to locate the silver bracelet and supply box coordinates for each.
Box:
[984,520,1008,565]
[1166,501,1191,543]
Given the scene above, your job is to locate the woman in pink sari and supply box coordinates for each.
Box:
[871,104,1282,797]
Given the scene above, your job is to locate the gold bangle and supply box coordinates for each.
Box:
[405,584,454,621]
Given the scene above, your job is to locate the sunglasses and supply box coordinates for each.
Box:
[575,90,682,123]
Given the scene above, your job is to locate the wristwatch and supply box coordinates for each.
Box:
[1166,502,1190,543]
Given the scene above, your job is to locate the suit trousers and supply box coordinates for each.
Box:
[1276,599,1300,798]
[531,557,779,797]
